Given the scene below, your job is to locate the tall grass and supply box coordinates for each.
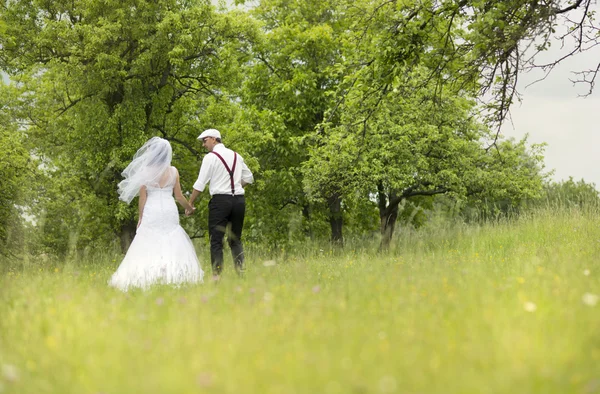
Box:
[1,207,599,394]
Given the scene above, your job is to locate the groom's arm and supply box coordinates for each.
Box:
[189,188,201,206]
[188,156,211,213]
[240,158,254,188]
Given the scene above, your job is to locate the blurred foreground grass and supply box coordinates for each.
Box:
[1,209,599,394]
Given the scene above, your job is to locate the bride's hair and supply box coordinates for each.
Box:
[117,137,174,204]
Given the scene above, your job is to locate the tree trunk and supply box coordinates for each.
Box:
[328,194,343,245]
[378,185,400,250]
[119,220,137,254]
[302,204,313,239]
[380,205,399,250]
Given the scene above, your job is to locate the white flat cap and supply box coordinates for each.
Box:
[197,128,221,140]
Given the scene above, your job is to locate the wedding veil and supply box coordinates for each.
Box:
[118,137,173,204]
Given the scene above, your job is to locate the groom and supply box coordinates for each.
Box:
[187,128,254,280]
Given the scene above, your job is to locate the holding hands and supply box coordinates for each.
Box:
[185,201,196,216]
[185,189,201,217]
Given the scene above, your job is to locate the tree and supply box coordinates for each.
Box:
[0,81,30,256]
[1,0,259,253]
[303,67,546,248]
[240,0,352,244]
[541,177,600,209]
[336,0,600,132]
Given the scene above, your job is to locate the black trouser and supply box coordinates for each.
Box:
[208,194,246,275]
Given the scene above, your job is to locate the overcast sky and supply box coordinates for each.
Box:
[500,7,600,188]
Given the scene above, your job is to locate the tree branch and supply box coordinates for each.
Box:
[555,0,585,14]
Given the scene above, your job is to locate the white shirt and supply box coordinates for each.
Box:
[193,143,254,196]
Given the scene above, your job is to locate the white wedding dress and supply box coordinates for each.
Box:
[109,167,204,291]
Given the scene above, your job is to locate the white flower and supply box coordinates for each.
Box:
[2,364,19,383]
[583,269,591,276]
[582,293,599,307]
[379,376,397,393]
[263,292,274,302]
[262,260,276,267]
[523,302,537,312]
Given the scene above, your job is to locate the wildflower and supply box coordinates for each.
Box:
[379,376,397,393]
[197,372,213,388]
[584,269,591,276]
[45,335,57,349]
[523,302,537,312]
[312,285,321,294]
[2,364,19,383]
[263,292,274,302]
[263,260,276,267]
[58,293,71,301]
[584,379,600,393]
[582,293,599,307]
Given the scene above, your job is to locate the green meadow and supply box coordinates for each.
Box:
[1,208,599,394]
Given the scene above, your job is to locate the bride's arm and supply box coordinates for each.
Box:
[138,185,147,228]
[174,170,194,212]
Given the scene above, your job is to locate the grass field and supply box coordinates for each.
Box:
[1,208,599,394]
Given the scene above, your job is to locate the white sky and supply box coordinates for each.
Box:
[501,7,600,188]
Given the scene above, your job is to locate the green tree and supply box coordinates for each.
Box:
[541,177,600,209]
[240,0,351,245]
[335,0,599,129]
[0,82,30,256]
[303,68,546,248]
[1,0,259,253]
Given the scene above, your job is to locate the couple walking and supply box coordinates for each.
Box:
[109,129,254,291]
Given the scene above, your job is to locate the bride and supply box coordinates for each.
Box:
[109,137,204,291]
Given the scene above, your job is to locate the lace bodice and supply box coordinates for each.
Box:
[145,167,176,192]
[139,166,179,234]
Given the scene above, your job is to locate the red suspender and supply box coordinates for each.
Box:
[210,151,238,195]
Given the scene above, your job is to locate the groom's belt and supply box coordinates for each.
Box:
[211,194,245,197]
